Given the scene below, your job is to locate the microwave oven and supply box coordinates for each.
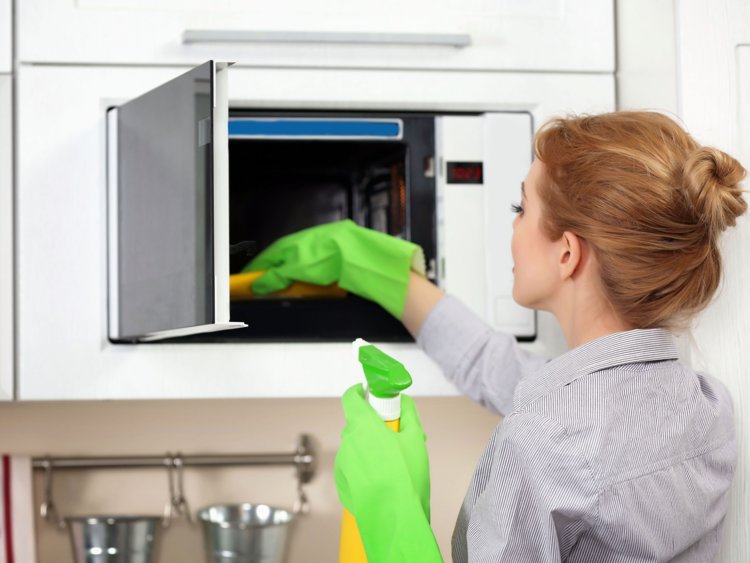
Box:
[107,61,536,344]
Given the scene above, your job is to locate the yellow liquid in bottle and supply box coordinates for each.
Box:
[338,418,400,562]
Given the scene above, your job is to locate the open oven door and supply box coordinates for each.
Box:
[107,61,246,342]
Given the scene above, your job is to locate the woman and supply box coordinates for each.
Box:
[247,111,746,562]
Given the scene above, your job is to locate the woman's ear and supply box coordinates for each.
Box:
[559,231,583,280]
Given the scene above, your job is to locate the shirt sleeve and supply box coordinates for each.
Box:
[416,295,547,415]
[461,412,599,562]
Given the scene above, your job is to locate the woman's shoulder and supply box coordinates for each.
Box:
[514,360,736,486]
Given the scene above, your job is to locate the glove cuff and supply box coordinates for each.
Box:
[410,245,427,278]
[339,228,427,319]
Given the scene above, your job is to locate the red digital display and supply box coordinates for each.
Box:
[447,162,483,184]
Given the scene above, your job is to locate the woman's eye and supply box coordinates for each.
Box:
[510,202,524,215]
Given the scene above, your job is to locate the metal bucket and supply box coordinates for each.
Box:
[198,504,294,563]
[66,515,161,563]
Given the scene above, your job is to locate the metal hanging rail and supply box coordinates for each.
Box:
[32,434,317,528]
[31,450,314,470]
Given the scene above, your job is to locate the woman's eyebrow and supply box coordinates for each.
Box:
[521,182,526,199]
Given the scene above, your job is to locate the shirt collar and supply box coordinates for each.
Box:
[514,328,680,411]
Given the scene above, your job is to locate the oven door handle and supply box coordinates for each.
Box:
[182,30,471,48]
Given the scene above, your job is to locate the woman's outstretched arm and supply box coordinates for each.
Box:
[401,272,446,338]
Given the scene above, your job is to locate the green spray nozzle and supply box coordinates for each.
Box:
[353,338,412,399]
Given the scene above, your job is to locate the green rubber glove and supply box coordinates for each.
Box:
[243,220,425,318]
[334,384,443,563]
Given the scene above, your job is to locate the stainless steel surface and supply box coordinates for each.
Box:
[31,438,315,470]
[292,435,316,514]
[162,453,193,527]
[182,30,472,48]
[67,516,161,563]
[39,457,66,529]
[33,435,317,526]
[198,504,294,563]
[32,453,307,469]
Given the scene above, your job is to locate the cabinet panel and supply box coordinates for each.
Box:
[17,64,613,400]
[676,3,750,562]
[740,47,750,167]
[0,75,12,400]
[0,0,9,72]
[18,0,613,72]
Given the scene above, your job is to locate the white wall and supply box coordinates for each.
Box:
[675,1,750,561]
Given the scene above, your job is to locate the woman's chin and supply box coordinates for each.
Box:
[511,289,526,308]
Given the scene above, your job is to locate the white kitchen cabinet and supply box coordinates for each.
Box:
[675,2,750,562]
[18,0,614,73]
[16,64,613,400]
[0,75,12,400]
[740,47,750,167]
[0,0,9,72]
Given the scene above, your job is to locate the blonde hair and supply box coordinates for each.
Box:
[534,111,747,330]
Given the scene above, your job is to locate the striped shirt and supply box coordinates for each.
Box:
[417,296,737,563]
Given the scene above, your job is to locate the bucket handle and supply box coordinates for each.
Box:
[162,452,194,527]
[39,457,66,530]
[293,478,310,515]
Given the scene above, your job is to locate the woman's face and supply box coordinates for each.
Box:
[511,159,563,310]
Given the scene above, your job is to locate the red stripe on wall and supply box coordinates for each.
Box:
[2,455,14,563]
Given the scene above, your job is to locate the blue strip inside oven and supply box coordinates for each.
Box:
[228,118,403,140]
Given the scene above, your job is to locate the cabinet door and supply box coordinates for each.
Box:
[108,61,244,341]
[676,3,750,561]
[0,75,12,400]
[0,0,9,72]
[18,0,613,73]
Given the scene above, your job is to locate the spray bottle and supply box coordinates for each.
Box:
[338,338,413,563]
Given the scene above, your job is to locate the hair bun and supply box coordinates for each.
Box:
[683,147,747,232]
